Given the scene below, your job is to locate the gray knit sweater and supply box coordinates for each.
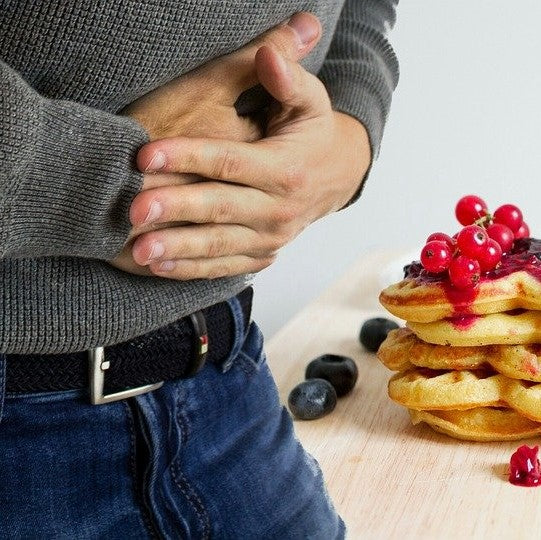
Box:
[0,0,399,354]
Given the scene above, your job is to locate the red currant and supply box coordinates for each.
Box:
[493,204,523,233]
[449,256,481,289]
[420,241,452,273]
[456,225,488,259]
[486,223,514,253]
[455,195,488,226]
[477,239,502,272]
[426,232,455,250]
[515,221,530,240]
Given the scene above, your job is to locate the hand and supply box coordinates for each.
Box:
[128,46,371,280]
[111,12,323,275]
[122,12,321,143]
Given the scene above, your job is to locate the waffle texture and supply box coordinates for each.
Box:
[0,1,399,353]
[409,408,541,442]
[408,310,541,346]
[389,368,541,421]
[379,328,541,382]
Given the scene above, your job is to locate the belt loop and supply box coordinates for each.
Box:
[221,294,247,372]
[0,354,6,424]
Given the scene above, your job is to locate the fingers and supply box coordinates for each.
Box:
[114,227,277,280]
[131,223,278,265]
[212,12,322,98]
[255,46,331,115]
[149,254,276,280]
[130,181,273,229]
[137,137,277,188]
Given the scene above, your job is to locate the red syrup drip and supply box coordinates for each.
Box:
[448,314,481,330]
[404,238,541,317]
[509,445,541,487]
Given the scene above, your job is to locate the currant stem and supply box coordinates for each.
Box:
[474,214,493,228]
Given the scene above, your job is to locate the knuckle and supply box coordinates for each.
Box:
[206,230,230,257]
[263,26,298,56]
[167,196,187,221]
[181,144,199,172]
[212,147,243,180]
[278,165,307,195]
[209,196,236,223]
[270,203,297,229]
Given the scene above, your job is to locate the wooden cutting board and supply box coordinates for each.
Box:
[266,250,541,539]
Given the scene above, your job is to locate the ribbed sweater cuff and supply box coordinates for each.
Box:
[4,99,148,260]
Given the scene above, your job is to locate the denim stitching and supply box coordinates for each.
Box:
[169,383,211,539]
[170,461,211,540]
[175,383,190,446]
[122,400,161,540]
[235,351,256,376]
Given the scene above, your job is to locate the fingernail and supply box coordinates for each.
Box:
[148,241,165,261]
[144,200,163,224]
[288,13,319,46]
[159,260,176,272]
[145,151,166,172]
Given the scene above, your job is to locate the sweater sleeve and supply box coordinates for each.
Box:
[318,0,399,202]
[0,60,149,260]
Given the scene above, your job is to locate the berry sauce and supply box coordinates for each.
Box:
[447,314,481,330]
[509,445,541,487]
[404,238,541,318]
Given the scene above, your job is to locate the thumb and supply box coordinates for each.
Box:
[211,12,322,100]
[254,45,331,115]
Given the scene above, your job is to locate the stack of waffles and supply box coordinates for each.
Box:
[377,240,541,441]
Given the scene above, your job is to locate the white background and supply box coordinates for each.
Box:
[253,1,541,337]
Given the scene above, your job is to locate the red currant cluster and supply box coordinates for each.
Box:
[420,195,529,289]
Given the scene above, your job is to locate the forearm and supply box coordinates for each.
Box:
[0,59,148,260]
[318,0,399,188]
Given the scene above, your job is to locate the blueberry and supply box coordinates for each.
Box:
[288,379,337,420]
[359,317,399,352]
[305,354,358,397]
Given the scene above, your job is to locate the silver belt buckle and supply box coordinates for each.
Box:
[88,347,163,405]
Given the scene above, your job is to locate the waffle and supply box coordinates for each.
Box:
[389,368,541,422]
[379,270,541,323]
[409,408,541,442]
[408,310,541,346]
[378,328,541,382]
[378,239,541,441]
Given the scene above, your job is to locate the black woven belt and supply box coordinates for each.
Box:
[4,288,253,403]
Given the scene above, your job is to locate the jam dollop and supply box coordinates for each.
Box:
[404,239,541,317]
[405,238,541,283]
[509,445,541,487]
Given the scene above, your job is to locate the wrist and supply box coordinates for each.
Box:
[333,111,372,208]
[334,111,371,173]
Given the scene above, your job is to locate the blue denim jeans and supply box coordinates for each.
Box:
[0,296,345,539]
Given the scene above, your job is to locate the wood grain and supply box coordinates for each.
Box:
[266,250,541,539]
